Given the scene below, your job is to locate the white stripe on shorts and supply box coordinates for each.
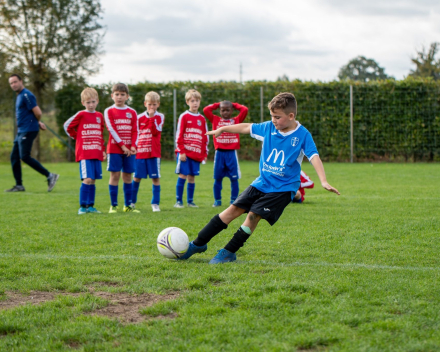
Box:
[176,157,181,174]
[81,160,87,179]
[157,158,161,178]
[235,150,241,179]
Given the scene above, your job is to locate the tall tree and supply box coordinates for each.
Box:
[0,0,104,108]
[409,42,440,80]
[338,56,390,82]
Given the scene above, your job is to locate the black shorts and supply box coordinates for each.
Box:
[232,186,292,226]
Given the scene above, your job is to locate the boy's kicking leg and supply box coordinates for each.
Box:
[178,205,246,260]
[210,211,261,264]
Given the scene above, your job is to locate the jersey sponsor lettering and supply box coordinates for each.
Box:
[136,111,164,159]
[104,105,138,154]
[266,148,285,166]
[83,123,101,129]
[203,102,248,150]
[63,110,105,162]
[250,121,319,193]
[175,111,208,162]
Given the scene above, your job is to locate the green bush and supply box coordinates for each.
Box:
[55,79,440,162]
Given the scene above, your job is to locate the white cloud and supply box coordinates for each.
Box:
[89,0,440,84]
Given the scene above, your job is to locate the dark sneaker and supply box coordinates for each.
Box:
[47,173,59,192]
[5,185,25,192]
[209,248,237,264]
[177,241,207,260]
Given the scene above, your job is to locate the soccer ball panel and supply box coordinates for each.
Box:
[157,227,189,259]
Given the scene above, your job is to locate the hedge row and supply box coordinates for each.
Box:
[55,79,440,162]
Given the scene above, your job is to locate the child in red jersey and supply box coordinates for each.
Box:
[174,89,208,208]
[104,83,139,213]
[64,88,105,214]
[203,101,248,207]
[292,170,315,203]
[132,91,164,212]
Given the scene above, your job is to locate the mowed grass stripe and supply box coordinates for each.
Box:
[1,252,440,272]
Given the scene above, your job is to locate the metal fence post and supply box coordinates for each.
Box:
[350,85,354,163]
[260,86,264,122]
[173,88,177,160]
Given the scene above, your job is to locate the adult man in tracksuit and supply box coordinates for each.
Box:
[6,74,59,192]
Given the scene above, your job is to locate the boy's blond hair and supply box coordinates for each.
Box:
[145,91,160,102]
[81,87,99,102]
[185,89,201,102]
[112,83,129,94]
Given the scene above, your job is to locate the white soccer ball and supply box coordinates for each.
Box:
[157,227,189,259]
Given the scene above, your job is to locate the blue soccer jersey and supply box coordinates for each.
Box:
[250,121,318,193]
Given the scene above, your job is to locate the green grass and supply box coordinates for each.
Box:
[0,161,439,351]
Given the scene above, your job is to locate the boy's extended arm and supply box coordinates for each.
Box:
[206,123,252,137]
[203,103,220,123]
[232,103,248,123]
[310,156,340,195]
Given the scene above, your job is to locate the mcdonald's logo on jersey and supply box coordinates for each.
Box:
[266,148,285,166]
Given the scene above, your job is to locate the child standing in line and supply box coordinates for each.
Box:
[179,92,340,264]
[203,101,248,207]
[104,83,139,213]
[64,87,105,214]
[174,89,208,208]
[131,92,164,212]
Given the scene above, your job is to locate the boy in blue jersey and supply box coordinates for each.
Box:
[179,92,340,264]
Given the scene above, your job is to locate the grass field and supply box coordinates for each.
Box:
[0,161,439,351]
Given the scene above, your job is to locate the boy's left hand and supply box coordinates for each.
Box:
[130,147,137,155]
[103,152,107,160]
[321,182,340,195]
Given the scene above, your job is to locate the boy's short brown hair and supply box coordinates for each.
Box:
[81,87,99,102]
[268,92,297,116]
[112,83,129,94]
[185,89,201,102]
[145,91,160,102]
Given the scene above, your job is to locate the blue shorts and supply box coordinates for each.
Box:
[175,154,200,176]
[79,159,102,180]
[107,154,135,173]
[135,158,161,179]
[213,149,241,180]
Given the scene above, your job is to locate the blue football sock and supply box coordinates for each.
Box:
[213,178,222,201]
[109,184,118,207]
[152,184,161,205]
[187,182,195,203]
[132,180,140,204]
[176,177,185,202]
[88,184,96,206]
[80,183,89,207]
[231,179,239,203]
[123,182,132,207]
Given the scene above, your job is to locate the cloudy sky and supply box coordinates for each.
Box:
[89,0,440,84]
